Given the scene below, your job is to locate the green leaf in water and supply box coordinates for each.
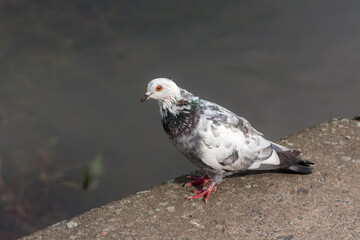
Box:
[89,154,104,177]
[82,169,90,190]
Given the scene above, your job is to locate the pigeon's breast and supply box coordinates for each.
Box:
[161,105,201,140]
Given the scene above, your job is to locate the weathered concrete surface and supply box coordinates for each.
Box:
[21,118,360,240]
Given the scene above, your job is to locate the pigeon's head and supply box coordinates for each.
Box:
[141,78,181,103]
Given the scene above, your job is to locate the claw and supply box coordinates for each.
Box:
[184,173,211,188]
[194,187,216,194]
[187,182,216,202]
[187,176,200,180]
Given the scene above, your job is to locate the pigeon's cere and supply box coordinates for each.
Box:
[141,78,314,202]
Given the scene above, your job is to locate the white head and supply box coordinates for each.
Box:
[140,78,181,103]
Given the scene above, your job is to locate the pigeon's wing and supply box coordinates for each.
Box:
[196,100,283,171]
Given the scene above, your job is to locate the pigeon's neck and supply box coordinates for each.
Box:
[159,89,199,119]
[159,98,179,117]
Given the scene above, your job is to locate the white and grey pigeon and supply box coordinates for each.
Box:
[141,78,314,202]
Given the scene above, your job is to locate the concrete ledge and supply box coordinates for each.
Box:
[21,118,360,239]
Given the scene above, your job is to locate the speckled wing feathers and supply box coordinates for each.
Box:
[195,100,279,172]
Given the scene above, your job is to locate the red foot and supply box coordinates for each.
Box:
[184,173,211,188]
[187,182,216,202]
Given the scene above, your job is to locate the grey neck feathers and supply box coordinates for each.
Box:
[159,88,199,118]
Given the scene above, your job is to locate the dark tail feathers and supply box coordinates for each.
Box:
[277,150,314,174]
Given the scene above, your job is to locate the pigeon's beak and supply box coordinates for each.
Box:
[140,92,152,103]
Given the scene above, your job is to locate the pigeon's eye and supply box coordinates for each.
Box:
[156,85,163,92]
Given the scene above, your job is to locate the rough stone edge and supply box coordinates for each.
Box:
[20,117,359,239]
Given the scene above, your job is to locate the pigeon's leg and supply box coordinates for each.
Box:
[187,182,216,203]
[185,173,211,188]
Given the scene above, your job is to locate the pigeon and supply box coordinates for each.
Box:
[141,78,314,202]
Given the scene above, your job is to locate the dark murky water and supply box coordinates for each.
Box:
[1,1,359,238]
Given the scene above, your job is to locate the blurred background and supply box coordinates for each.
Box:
[0,0,359,239]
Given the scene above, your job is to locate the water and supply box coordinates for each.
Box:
[0,1,359,238]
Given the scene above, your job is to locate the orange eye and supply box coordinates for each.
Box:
[156,85,163,91]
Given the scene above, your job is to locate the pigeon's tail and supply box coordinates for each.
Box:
[277,150,314,174]
[255,150,314,174]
